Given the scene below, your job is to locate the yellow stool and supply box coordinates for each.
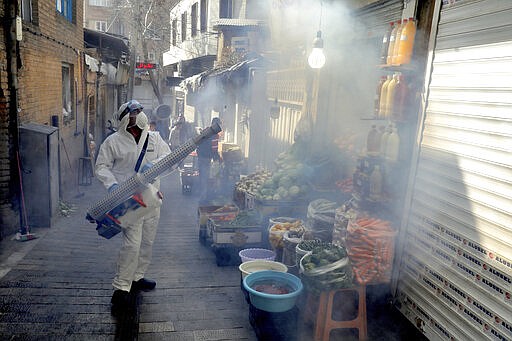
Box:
[307,286,367,341]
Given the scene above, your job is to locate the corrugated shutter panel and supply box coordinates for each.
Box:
[351,0,404,39]
[395,1,512,340]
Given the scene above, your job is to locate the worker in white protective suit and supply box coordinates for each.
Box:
[95,100,171,311]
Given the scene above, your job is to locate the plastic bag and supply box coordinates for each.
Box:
[306,199,338,242]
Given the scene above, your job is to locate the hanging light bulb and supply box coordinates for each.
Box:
[308,30,325,69]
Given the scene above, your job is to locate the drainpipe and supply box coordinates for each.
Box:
[5,0,22,228]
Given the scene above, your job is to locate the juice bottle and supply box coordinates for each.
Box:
[385,73,398,118]
[380,22,394,65]
[374,76,387,118]
[392,19,407,65]
[386,20,401,65]
[392,74,408,121]
[397,17,417,65]
[385,126,400,162]
[366,125,380,155]
[380,124,392,157]
[378,75,392,117]
[369,165,383,200]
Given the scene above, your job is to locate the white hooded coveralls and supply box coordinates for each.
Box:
[95,111,171,292]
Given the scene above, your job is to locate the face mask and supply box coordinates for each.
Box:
[127,111,149,130]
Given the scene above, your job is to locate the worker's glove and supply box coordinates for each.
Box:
[108,184,119,193]
[141,163,153,173]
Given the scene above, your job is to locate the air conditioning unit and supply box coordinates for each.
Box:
[231,37,249,52]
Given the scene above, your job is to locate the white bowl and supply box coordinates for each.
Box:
[239,260,288,279]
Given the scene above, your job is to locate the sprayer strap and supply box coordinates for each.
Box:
[135,134,149,172]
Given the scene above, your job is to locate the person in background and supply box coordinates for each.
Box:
[149,121,157,131]
[95,100,171,312]
[169,115,195,150]
[196,117,221,202]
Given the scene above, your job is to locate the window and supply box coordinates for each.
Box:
[181,12,187,42]
[219,0,232,19]
[200,0,207,32]
[147,51,155,61]
[191,3,198,37]
[62,64,74,122]
[89,0,110,6]
[21,0,33,22]
[172,19,177,45]
[95,21,107,32]
[56,0,73,22]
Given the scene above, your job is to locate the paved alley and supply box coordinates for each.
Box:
[0,172,258,340]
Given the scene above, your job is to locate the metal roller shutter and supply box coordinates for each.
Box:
[394,0,512,340]
[351,0,404,39]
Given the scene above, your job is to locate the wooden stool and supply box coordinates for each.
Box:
[308,286,367,341]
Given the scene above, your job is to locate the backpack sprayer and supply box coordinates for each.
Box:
[86,121,221,239]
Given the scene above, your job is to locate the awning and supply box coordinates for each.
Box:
[179,56,266,92]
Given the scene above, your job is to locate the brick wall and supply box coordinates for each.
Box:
[0,0,91,239]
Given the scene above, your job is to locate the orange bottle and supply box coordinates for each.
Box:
[392,19,407,65]
[397,17,417,65]
[378,75,393,117]
[386,20,401,65]
[385,73,398,118]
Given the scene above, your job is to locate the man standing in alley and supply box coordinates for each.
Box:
[95,100,171,311]
[196,117,221,203]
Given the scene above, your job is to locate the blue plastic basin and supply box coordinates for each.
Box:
[243,270,303,313]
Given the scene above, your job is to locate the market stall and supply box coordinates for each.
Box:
[196,138,400,340]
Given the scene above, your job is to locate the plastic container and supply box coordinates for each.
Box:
[243,270,303,312]
[374,76,387,118]
[239,260,288,279]
[282,231,303,267]
[366,125,380,155]
[239,248,276,263]
[380,22,394,65]
[397,17,417,65]
[378,75,392,118]
[392,74,409,121]
[386,20,401,65]
[392,19,407,65]
[385,73,398,118]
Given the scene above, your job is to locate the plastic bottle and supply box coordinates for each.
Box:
[397,17,417,65]
[385,73,399,118]
[385,126,400,162]
[380,124,392,157]
[374,76,387,118]
[366,125,380,155]
[369,165,383,199]
[378,75,392,118]
[386,20,401,65]
[380,22,394,65]
[392,19,407,65]
[392,74,408,121]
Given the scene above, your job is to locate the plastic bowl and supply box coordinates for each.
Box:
[239,248,276,263]
[243,270,303,313]
[239,260,288,279]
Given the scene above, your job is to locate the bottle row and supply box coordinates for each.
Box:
[380,17,417,66]
[366,123,400,162]
[374,72,409,120]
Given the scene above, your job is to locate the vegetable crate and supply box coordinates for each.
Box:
[197,205,239,245]
[207,218,263,246]
[254,199,306,219]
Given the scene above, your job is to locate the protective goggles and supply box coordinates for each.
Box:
[119,100,143,120]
